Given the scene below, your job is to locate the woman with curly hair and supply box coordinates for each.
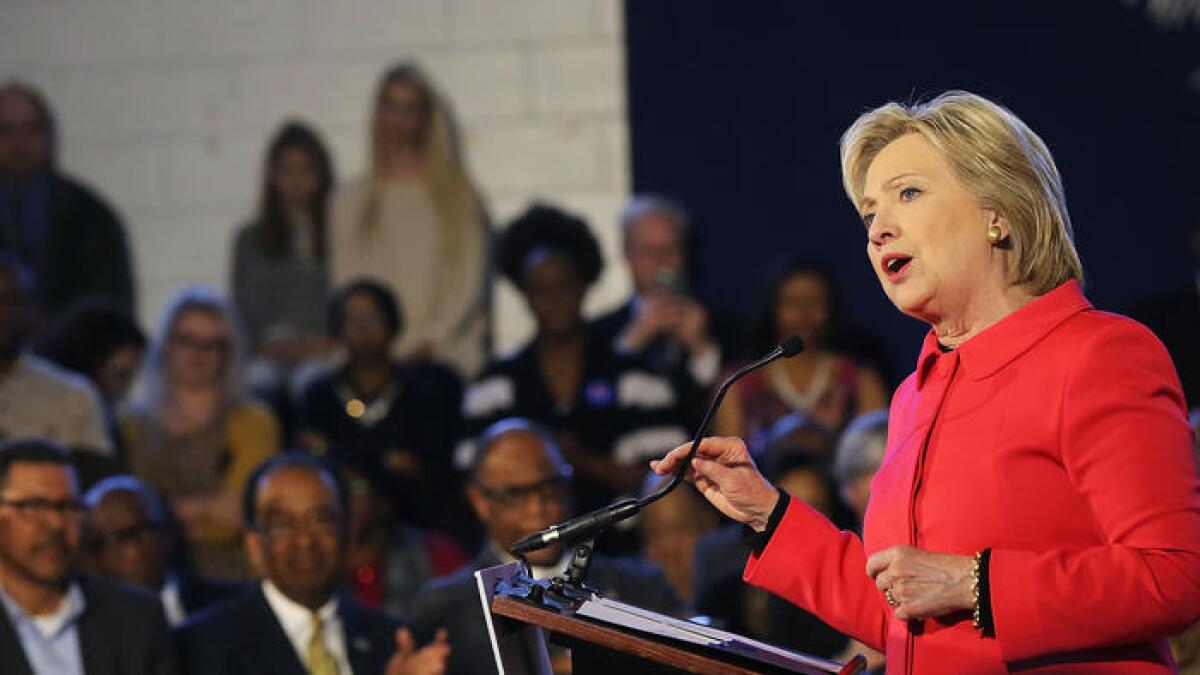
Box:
[329,62,489,378]
[459,203,688,516]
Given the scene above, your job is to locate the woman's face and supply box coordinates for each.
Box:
[164,309,230,390]
[375,81,428,149]
[775,272,830,346]
[859,133,998,324]
[271,146,320,213]
[523,251,585,338]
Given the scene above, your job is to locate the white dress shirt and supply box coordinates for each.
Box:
[159,575,186,627]
[261,580,352,675]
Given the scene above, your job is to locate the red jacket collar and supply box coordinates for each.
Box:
[914,279,1091,388]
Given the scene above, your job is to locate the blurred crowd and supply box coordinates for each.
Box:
[1,61,1197,675]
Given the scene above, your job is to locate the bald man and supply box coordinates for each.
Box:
[409,418,681,675]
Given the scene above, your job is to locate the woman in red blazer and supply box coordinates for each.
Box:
[654,91,1200,673]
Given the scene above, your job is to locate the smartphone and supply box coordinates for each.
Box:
[654,267,687,296]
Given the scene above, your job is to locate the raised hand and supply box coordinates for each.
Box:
[385,627,450,675]
[650,437,779,531]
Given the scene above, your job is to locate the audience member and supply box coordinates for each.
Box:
[410,419,680,675]
[831,409,889,526]
[638,473,719,610]
[122,285,280,578]
[461,203,689,515]
[80,475,244,627]
[297,279,462,530]
[232,121,336,432]
[0,82,134,319]
[714,262,888,442]
[591,195,741,426]
[0,439,177,674]
[35,298,146,457]
[330,62,490,377]
[690,412,838,601]
[176,453,449,675]
[0,256,111,457]
[342,464,467,618]
[695,452,850,659]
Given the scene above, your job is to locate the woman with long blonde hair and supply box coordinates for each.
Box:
[329,62,490,377]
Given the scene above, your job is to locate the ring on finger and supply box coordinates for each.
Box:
[885,588,899,607]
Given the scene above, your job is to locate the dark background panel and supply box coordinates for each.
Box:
[626,0,1200,381]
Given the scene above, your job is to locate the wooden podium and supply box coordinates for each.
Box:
[477,562,867,675]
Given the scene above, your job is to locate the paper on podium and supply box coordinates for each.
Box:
[576,595,844,674]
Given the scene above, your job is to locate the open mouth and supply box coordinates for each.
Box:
[881,254,912,277]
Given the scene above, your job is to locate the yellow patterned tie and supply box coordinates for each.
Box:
[306,612,339,675]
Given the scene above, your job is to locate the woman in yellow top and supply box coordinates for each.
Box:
[122,285,279,578]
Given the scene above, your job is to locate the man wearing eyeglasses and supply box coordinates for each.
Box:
[409,418,681,675]
[176,453,450,675]
[80,476,244,626]
[0,439,178,675]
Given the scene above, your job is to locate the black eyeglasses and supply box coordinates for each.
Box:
[256,508,341,539]
[474,477,569,509]
[87,520,166,551]
[168,332,230,354]
[0,497,86,520]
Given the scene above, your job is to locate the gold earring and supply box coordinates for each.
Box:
[987,224,1004,246]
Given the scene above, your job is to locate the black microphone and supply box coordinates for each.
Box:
[509,335,805,556]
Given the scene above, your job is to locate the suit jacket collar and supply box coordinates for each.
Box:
[338,596,393,675]
[239,586,309,675]
[915,279,1091,388]
[247,584,393,675]
[0,597,33,675]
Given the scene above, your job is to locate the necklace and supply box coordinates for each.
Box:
[767,355,833,412]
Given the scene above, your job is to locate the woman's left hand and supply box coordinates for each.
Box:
[866,546,975,621]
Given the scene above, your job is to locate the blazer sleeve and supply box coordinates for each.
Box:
[990,319,1200,661]
[743,499,890,652]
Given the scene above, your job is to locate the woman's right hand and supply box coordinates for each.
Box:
[650,437,779,531]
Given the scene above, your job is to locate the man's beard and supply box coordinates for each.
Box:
[0,532,73,588]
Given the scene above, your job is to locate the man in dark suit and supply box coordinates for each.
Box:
[410,418,680,675]
[591,195,743,427]
[0,439,177,675]
[176,453,449,675]
[81,475,244,625]
[0,82,134,319]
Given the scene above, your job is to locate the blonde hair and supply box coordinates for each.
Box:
[840,90,1083,295]
[136,285,248,416]
[361,62,485,261]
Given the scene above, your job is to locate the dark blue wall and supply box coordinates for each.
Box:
[625,1,1200,381]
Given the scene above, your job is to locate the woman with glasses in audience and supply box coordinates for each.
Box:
[122,285,280,578]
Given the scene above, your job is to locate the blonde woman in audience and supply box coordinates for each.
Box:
[122,285,280,578]
[330,62,490,377]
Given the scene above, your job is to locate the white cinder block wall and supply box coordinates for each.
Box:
[0,0,632,354]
